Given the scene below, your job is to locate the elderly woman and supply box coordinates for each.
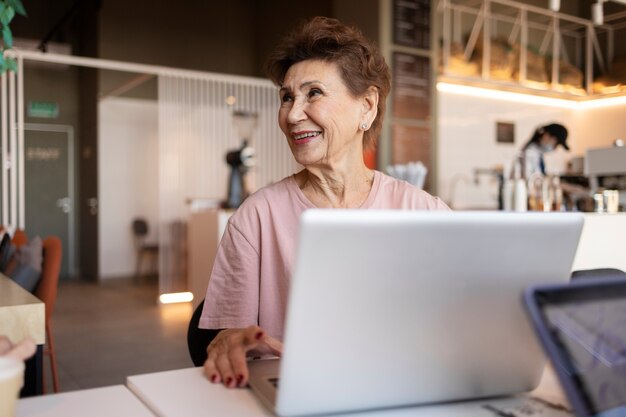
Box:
[200,16,449,388]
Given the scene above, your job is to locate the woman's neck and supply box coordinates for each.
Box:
[295,163,374,209]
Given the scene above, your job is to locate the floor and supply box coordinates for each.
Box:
[48,276,195,393]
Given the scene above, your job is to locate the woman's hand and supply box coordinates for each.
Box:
[0,336,36,361]
[203,326,282,388]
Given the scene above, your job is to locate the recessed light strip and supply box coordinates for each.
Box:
[578,94,626,109]
[436,82,626,110]
[436,82,579,109]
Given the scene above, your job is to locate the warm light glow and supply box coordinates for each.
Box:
[436,82,579,109]
[159,292,194,304]
[578,95,626,110]
[437,82,626,110]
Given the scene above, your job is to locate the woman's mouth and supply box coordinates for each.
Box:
[292,131,321,145]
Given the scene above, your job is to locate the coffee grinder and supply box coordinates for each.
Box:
[225,111,257,208]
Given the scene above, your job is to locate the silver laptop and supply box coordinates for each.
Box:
[248,210,584,416]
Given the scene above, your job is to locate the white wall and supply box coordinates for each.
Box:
[437,91,578,209]
[573,103,626,152]
[98,98,159,279]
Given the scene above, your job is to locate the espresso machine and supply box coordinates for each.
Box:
[225,111,257,209]
[585,143,626,212]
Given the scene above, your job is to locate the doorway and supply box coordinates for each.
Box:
[23,123,76,278]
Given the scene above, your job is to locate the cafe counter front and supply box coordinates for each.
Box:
[572,213,626,273]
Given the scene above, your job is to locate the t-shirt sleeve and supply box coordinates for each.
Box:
[433,196,452,211]
[199,222,260,330]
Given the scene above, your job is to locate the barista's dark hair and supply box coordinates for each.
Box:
[264,16,390,150]
[523,123,569,151]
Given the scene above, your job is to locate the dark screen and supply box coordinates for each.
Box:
[545,298,626,416]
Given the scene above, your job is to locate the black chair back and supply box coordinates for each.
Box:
[187,300,220,366]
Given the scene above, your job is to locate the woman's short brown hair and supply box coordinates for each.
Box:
[264,16,391,150]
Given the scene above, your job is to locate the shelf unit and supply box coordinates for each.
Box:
[437,0,626,100]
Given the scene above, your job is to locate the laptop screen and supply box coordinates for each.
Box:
[537,286,626,417]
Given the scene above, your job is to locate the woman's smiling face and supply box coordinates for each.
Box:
[278,59,365,167]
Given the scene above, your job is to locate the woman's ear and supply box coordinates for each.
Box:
[361,86,379,126]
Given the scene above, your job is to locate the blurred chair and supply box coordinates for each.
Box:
[132,218,159,280]
[12,230,62,393]
[11,228,28,246]
[187,299,220,366]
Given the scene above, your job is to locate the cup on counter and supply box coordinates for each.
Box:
[603,190,620,213]
[0,357,24,417]
[594,193,605,212]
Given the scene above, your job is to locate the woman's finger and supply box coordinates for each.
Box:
[0,336,12,355]
[227,343,250,387]
[242,326,265,348]
[263,336,284,356]
[215,351,236,388]
[205,334,229,383]
[6,339,35,361]
[203,355,221,383]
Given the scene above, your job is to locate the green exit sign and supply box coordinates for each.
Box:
[28,101,59,118]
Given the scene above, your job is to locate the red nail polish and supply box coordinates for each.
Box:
[255,331,264,340]
[211,374,218,383]
[237,374,244,384]
[226,377,233,386]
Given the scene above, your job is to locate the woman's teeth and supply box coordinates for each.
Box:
[294,131,320,140]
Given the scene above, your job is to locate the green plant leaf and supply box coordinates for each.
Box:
[6,56,16,72]
[2,25,12,49]
[6,0,25,17]
[0,57,8,74]
[0,5,15,26]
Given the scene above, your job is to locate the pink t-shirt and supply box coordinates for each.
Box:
[199,171,450,340]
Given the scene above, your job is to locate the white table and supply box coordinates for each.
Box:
[16,385,155,417]
[127,367,573,417]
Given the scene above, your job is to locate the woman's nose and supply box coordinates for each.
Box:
[287,98,307,124]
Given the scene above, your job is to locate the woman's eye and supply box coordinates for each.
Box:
[280,93,293,103]
[308,88,322,98]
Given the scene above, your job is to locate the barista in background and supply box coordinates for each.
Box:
[522,123,569,178]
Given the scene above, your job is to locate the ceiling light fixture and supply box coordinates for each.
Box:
[549,0,560,12]
[592,1,605,25]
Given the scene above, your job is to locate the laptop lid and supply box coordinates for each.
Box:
[273,210,583,416]
[524,276,626,417]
